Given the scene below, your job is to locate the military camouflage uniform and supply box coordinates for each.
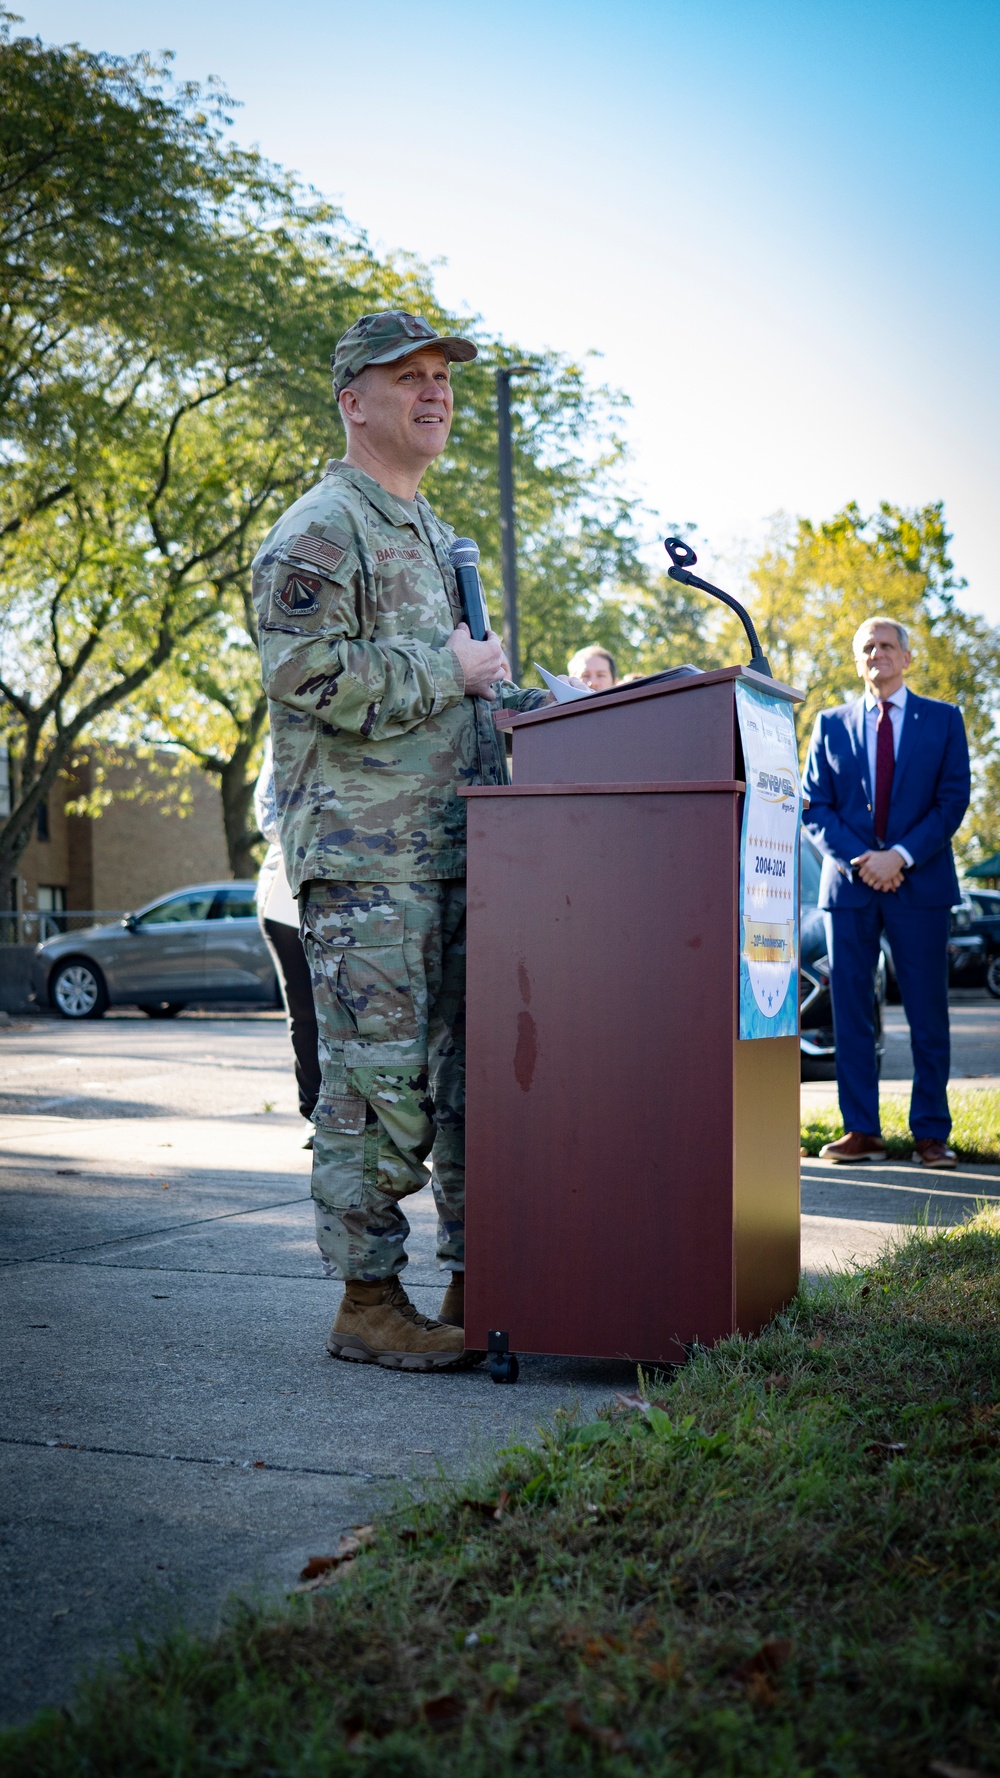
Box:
[252,455,545,1280]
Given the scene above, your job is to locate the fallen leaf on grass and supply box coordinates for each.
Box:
[299,1555,339,1581]
[616,1391,650,1416]
[460,1489,511,1522]
[563,1700,626,1753]
[293,1527,375,1591]
[929,1762,994,1778]
[865,1441,907,1461]
[745,1669,779,1708]
[735,1639,793,1706]
[420,1693,463,1729]
[581,1639,612,1666]
[341,1713,367,1754]
[762,1374,790,1391]
[647,1651,684,1684]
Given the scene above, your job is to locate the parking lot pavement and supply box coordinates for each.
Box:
[0,1014,636,1728]
[801,989,1000,1113]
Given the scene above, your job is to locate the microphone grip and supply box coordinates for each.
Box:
[454,563,489,642]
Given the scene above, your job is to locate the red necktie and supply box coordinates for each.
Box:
[874,700,894,841]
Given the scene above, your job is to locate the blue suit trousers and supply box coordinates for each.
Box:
[824,901,951,1140]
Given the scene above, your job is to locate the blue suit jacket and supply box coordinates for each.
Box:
[802,692,970,910]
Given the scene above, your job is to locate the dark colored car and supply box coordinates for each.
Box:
[799,831,886,1076]
[881,892,994,1000]
[32,881,279,1019]
[963,887,1000,998]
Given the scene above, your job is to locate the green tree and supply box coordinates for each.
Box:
[0,14,425,908]
[134,595,270,880]
[0,16,665,893]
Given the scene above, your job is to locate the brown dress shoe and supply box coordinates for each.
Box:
[912,1138,957,1169]
[818,1131,887,1163]
[327,1277,475,1371]
[438,1270,464,1327]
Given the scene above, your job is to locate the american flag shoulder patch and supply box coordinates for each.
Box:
[287,532,349,576]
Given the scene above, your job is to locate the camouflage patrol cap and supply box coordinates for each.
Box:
[332,311,477,397]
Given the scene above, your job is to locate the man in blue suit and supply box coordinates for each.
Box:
[802,617,970,1167]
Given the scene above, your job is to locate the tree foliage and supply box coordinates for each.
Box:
[2,13,995,893]
[0,14,422,899]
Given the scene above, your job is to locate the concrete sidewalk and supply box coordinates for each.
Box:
[1,1000,997,1728]
[0,1015,639,1728]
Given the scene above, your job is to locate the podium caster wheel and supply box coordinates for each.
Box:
[489,1353,519,1385]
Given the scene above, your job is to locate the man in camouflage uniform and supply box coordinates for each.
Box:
[253,311,547,1371]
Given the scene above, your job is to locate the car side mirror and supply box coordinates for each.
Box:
[122,913,138,932]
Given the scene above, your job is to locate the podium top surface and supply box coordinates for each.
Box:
[494,663,803,733]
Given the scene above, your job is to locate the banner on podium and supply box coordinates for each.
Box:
[735,680,802,1040]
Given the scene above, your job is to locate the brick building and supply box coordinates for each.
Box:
[4,746,232,937]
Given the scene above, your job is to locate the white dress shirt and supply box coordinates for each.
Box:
[863,685,913,867]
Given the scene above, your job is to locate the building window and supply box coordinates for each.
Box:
[36,799,50,841]
[37,885,67,936]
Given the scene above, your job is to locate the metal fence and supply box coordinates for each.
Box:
[0,910,126,946]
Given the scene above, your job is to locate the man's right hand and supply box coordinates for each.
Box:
[447,623,506,698]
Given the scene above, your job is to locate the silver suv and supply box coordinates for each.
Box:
[32,882,279,1019]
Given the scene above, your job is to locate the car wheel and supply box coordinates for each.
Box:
[141,1002,186,1019]
[51,959,108,1020]
[986,954,1000,1000]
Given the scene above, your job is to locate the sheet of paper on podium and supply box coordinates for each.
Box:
[533,663,595,704]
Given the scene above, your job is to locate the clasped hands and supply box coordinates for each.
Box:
[851,847,906,892]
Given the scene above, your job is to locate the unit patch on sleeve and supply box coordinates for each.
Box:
[274,570,322,617]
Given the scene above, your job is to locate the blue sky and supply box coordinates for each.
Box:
[28,1,1000,620]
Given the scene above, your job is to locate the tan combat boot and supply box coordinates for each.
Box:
[327,1277,471,1371]
[438,1271,464,1327]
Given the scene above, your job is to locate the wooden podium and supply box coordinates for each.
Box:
[460,665,803,1377]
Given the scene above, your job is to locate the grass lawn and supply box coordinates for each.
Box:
[802,1086,1000,1163]
[5,1211,1000,1776]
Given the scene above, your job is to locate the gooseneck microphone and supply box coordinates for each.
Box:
[664,538,772,677]
[449,537,490,642]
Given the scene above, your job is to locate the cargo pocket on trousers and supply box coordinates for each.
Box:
[341,944,418,1045]
[311,1093,368,1210]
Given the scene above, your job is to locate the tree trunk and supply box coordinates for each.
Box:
[218,755,263,880]
[0,738,73,919]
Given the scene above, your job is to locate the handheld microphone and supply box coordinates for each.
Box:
[449,537,490,642]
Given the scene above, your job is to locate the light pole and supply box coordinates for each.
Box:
[496,363,535,684]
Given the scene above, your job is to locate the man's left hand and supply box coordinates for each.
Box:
[852,848,906,892]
